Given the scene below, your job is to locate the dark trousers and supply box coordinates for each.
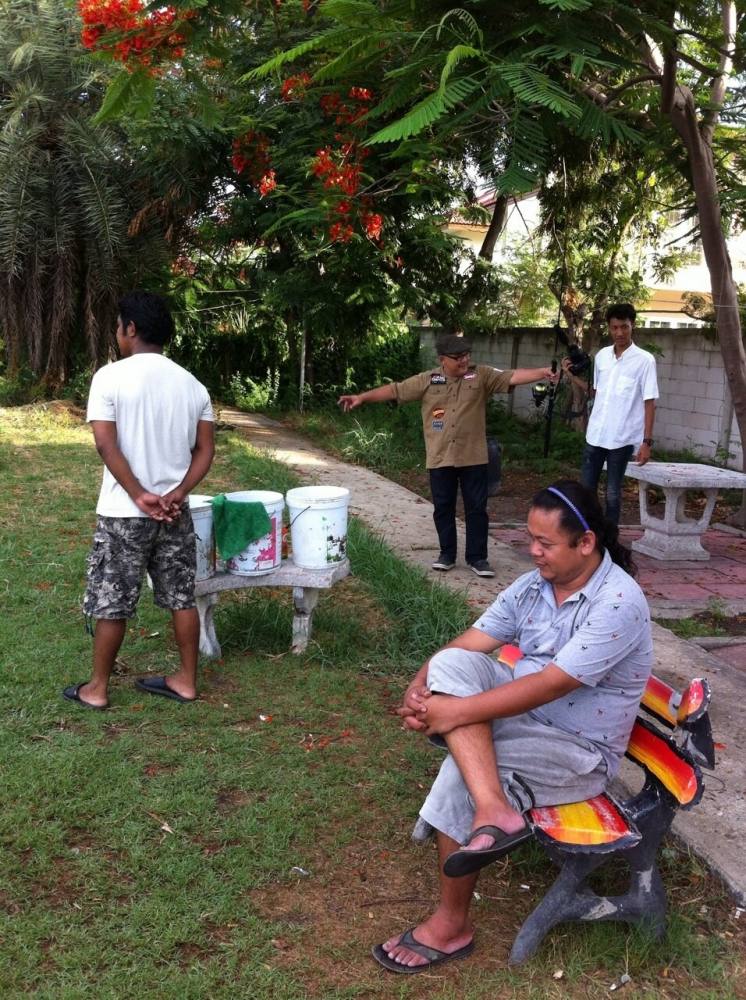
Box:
[429,464,489,564]
[581,443,635,525]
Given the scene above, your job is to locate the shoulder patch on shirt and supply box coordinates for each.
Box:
[462,371,477,380]
[432,419,444,431]
[430,373,447,384]
[432,407,445,419]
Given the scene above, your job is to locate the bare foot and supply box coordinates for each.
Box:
[75,681,109,709]
[464,806,527,852]
[380,918,473,970]
[162,676,196,701]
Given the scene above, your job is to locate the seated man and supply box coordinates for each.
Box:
[373,480,653,974]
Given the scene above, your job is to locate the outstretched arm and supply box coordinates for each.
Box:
[509,366,559,387]
[338,383,397,412]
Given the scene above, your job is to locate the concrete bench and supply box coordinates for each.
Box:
[510,670,715,964]
[625,461,746,560]
[194,560,351,658]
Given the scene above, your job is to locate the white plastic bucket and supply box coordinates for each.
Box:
[286,486,350,569]
[224,490,284,576]
[189,494,214,581]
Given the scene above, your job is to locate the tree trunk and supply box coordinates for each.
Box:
[667,86,746,523]
[667,85,746,495]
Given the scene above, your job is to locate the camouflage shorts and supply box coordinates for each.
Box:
[83,506,197,620]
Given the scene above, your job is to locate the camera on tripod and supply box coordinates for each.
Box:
[555,323,591,376]
[564,341,591,376]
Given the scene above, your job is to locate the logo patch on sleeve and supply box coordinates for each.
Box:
[430,373,447,384]
[432,407,445,419]
[432,419,444,431]
[462,371,476,380]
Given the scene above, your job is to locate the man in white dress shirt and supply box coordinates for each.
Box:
[564,303,658,525]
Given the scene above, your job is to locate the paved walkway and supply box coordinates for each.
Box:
[492,524,746,675]
[492,523,746,615]
[221,408,746,905]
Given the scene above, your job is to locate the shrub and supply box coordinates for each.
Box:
[229,369,281,411]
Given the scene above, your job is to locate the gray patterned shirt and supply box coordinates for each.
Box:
[472,550,653,775]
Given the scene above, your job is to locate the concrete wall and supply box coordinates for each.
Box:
[414,326,742,469]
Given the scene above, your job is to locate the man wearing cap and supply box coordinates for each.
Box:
[338,334,556,577]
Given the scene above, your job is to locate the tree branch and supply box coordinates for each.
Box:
[477,193,508,260]
[702,0,736,143]
[605,73,662,105]
[661,48,677,114]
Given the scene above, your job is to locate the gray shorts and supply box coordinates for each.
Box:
[417,649,608,845]
[83,507,197,620]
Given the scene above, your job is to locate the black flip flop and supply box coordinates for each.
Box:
[62,682,109,711]
[443,823,532,878]
[134,676,196,703]
[371,928,474,974]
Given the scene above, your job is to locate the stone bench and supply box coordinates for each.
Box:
[624,461,746,560]
[194,560,351,658]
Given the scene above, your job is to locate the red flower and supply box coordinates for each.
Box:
[281,72,312,102]
[329,221,354,243]
[77,0,191,68]
[258,170,277,197]
[361,212,383,240]
[349,86,373,102]
[232,131,272,183]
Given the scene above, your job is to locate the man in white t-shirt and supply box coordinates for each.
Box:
[62,291,215,710]
[563,303,658,525]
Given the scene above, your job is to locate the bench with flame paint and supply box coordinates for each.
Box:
[498,645,716,965]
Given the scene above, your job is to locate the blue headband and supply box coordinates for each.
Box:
[547,487,591,533]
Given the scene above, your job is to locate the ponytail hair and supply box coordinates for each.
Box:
[530,479,637,578]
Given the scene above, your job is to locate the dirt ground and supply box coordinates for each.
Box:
[395,465,739,527]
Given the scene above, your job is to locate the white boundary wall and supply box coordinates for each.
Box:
[415,326,743,470]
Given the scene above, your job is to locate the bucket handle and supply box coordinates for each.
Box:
[289,505,312,529]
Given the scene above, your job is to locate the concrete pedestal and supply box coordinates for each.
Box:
[625,462,746,561]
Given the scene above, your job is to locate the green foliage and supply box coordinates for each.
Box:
[229,370,281,412]
[340,419,396,468]
[0,367,46,405]
[367,75,483,144]
[0,0,174,385]
[466,239,556,330]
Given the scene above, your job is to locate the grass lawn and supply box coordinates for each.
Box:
[1,403,744,999]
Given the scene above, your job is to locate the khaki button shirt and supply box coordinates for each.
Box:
[394,365,513,468]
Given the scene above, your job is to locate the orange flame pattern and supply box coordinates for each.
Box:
[626,721,701,806]
[530,795,637,848]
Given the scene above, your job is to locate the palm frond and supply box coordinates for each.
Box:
[313,35,388,83]
[435,8,483,46]
[498,64,582,119]
[538,0,593,11]
[244,30,349,81]
[366,75,482,144]
[439,45,482,90]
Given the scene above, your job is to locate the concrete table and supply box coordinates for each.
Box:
[194,559,351,657]
[625,462,746,561]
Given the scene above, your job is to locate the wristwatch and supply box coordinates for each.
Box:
[642,438,654,446]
